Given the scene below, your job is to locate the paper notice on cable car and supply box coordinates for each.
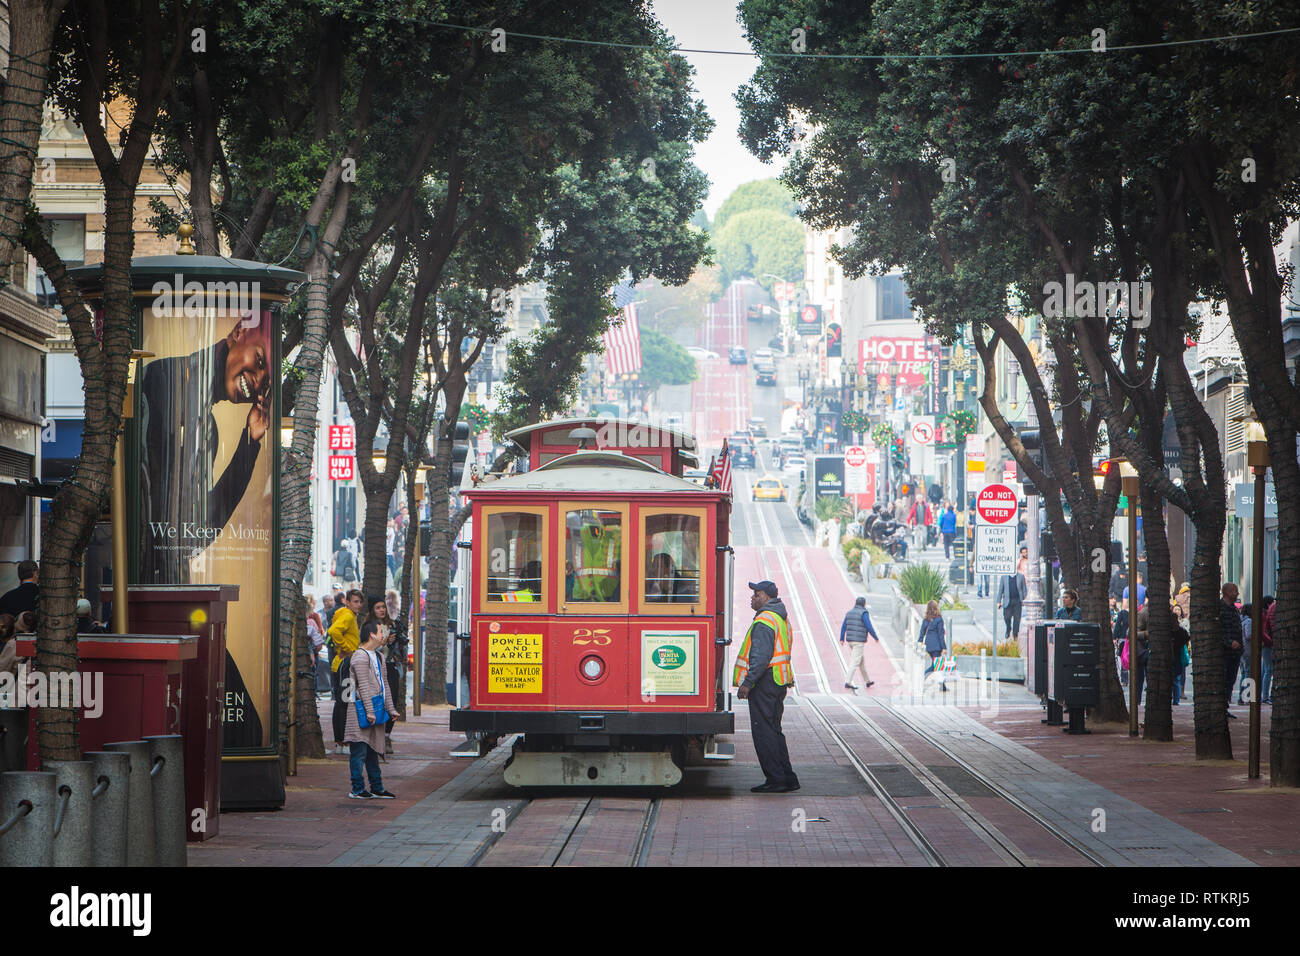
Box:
[488,633,543,693]
[641,630,698,696]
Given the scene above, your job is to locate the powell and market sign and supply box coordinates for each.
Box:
[1234,482,1277,519]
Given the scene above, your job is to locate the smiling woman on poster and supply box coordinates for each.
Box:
[138,311,274,749]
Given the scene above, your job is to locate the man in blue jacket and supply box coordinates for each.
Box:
[839,596,880,691]
[939,503,957,559]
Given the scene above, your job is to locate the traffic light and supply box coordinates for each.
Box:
[449,420,471,486]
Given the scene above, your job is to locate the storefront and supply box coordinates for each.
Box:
[0,289,56,592]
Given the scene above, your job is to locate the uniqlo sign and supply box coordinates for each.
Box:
[328,455,354,481]
[328,425,355,451]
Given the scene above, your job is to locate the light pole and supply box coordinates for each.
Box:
[1247,421,1269,779]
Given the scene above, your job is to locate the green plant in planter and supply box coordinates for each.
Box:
[898,563,947,605]
[864,542,892,564]
[814,495,854,523]
[940,595,970,611]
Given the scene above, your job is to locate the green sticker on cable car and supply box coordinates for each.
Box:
[653,645,686,669]
[641,631,698,695]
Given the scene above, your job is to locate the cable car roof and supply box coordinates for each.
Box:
[467,450,717,495]
[503,416,699,453]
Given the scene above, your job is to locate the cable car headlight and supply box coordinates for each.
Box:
[580,655,605,681]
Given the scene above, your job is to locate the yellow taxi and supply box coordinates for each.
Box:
[751,475,786,502]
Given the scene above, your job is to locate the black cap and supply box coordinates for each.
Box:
[748,580,779,599]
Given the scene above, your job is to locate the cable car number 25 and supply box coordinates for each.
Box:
[571,627,612,646]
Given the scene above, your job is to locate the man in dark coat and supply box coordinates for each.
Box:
[1220,582,1243,719]
[0,560,38,618]
[737,581,799,793]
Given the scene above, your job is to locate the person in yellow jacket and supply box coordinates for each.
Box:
[734,580,800,793]
[327,589,363,755]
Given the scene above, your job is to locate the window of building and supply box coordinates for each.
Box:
[564,507,622,604]
[876,274,913,322]
[484,510,545,605]
[32,218,86,309]
[643,512,701,607]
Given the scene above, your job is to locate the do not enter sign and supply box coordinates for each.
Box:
[976,483,1018,524]
[845,445,868,468]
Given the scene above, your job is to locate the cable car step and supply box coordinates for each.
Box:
[703,740,736,760]
[503,749,682,787]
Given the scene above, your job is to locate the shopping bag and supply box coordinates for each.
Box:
[1119,640,1130,671]
[355,693,390,728]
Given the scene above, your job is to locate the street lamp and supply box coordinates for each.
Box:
[1118,459,1140,738]
[111,349,154,633]
[1246,420,1269,779]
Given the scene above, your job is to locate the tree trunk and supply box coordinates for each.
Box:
[422,425,453,705]
[292,594,324,759]
[360,469,398,601]
[1267,438,1300,785]
[1140,478,1173,741]
[0,0,68,274]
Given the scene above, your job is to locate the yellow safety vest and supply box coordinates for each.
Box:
[733,610,794,687]
[501,588,535,603]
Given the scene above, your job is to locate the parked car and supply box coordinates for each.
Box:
[686,346,719,361]
[755,364,777,386]
[783,454,807,477]
[747,417,767,437]
[752,348,774,364]
[768,336,785,352]
[729,346,748,365]
[751,475,786,501]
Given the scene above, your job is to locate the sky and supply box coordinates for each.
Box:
[651,0,782,219]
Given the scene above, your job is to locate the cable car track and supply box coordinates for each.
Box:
[470,793,662,867]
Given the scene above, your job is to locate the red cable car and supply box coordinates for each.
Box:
[449,418,735,786]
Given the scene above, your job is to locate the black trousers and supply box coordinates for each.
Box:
[1003,607,1021,641]
[748,677,798,787]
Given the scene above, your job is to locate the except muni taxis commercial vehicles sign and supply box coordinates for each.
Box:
[641,630,699,695]
[974,483,1018,574]
[488,632,543,693]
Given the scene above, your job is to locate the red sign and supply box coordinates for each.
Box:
[976,484,1018,524]
[328,424,355,451]
[845,445,868,468]
[328,455,354,481]
[857,337,932,387]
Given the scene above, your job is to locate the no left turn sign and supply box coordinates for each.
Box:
[911,421,935,445]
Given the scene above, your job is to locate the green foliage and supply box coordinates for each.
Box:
[639,328,698,389]
[713,178,798,232]
[815,495,853,523]
[940,595,969,611]
[898,563,947,605]
[951,640,1021,658]
[714,208,804,290]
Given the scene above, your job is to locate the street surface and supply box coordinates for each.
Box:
[187,284,1296,868]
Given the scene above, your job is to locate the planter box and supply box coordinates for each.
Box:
[954,655,1026,682]
[943,608,975,626]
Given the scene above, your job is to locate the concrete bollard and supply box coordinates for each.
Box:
[48,760,95,867]
[84,751,130,867]
[143,735,186,867]
[0,771,58,866]
[105,740,155,867]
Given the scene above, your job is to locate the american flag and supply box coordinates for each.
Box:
[711,439,732,496]
[603,282,642,376]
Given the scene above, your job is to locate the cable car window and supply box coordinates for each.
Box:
[565,508,622,602]
[485,512,544,604]
[644,514,701,604]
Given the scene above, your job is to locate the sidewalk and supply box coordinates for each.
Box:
[187,703,471,867]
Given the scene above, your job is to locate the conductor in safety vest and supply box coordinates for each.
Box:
[735,580,800,793]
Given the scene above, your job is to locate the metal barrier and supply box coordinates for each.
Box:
[84,750,130,867]
[0,738,188,866]
[144,735,186,867]
[0,772,57,866]
[49,760,95,867]
[105,740,156,867]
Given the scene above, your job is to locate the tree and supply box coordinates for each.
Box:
[713,207,803,290]
[23,0,195,762]
[639,327,697,390]
[712,177,797,231]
